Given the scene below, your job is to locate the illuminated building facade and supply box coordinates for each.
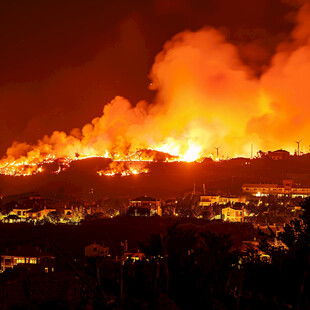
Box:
[129,196,162,216]
[242,180,310,197]
[267,149,290,160]
[1,246,55,272]
[221,206,244,222]
[85,242,110,257]
[199,195,245,207]
[12,208,32,218]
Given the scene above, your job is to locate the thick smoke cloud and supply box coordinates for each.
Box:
[1,1,310,167]
[251,0,310,152]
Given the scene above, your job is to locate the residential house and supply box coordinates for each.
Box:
[129,196,162,216]
[242,180,310,197]
[199,195,245,207]
[85,242,110,257]
[222,206,245,222]
[12,207,32,218]
[26,207,56,221]
[267,149,290,160]
[124,251,145,262]
[3,214,22,223]
[0,245,55,273]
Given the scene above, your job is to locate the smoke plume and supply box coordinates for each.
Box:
[2,1,310,169]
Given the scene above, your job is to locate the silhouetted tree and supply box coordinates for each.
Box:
[241,197,310,310]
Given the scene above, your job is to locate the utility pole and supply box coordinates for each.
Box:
[295,139,302,156]
[191,184,196,200]
[120,241,127,309]
[120,257,124,309]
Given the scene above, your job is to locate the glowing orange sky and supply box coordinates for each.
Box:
[1,0,310,164]
[0,0,296,153]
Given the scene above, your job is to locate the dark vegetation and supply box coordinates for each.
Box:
[117,200,309,309]
[0,197,309,309]
[0,217,256,257]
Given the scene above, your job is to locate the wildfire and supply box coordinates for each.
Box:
[97,161,149,177]
[0,147,203,177]
[0,162,43,177]
[2,1,310,175]
[156,141,202,162]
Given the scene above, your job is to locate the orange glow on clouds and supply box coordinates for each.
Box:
[1,2,310,176]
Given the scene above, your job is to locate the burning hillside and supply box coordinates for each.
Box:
[97,161,149,177]
[1,2,310,176]
[0,150,190,177]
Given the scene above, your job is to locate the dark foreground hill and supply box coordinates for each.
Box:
[0,217,257,256]
[1,156,310,198]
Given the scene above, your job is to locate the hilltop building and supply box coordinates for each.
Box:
[267,149,290,160]
[242,180,310,197]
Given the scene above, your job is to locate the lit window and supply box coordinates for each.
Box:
[17,257,24,264]
[30,258,36,264]
[4,258,12,264]
[45,267,48,273]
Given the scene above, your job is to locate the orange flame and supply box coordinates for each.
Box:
[97,161,149,177]
[2,2,310,176]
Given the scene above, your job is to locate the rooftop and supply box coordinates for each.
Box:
[242,184,279,188]
[1,245,55,258]
[131,196,158,202]
[222,206,243,211]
